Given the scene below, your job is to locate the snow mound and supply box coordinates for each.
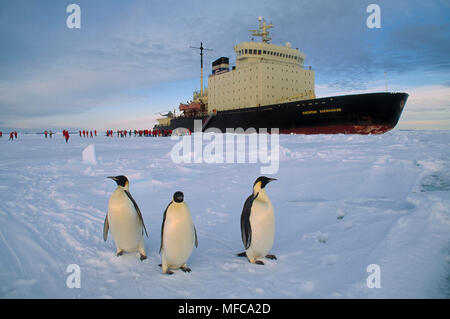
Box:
[82,144,97,165]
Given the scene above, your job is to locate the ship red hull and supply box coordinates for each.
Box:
[280,124,393,135]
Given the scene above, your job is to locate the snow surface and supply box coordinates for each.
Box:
[0,131,449,298]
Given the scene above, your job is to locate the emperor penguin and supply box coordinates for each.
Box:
[238,176,277,265]
[159,191,198,275]
[103,175,148,261]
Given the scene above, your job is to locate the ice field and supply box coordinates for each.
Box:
[0,130,449,298]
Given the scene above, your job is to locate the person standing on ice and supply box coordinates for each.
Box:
[9,132,14,140]
[14,131,17,139]
[64,130,70,143]
[0,131,2,138]
[44,130,48,138]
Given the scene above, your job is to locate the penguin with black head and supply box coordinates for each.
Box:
[160,191,198,275]
[237,176,277,265]
[103,175,148,261]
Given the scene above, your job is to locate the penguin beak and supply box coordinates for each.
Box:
[267,178,277,183]
[107,176,118,181]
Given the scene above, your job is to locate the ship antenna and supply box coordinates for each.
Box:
[249,17,273,43]
[190,42,213,97]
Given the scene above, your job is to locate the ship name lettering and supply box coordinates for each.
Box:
[319,108,342,113]
[302,110,317,115]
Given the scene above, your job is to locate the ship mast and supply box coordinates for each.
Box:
[190,42,213,97]
[249,17,273,43]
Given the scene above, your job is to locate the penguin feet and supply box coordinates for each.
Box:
[237,252,247,257]
[160,264,174,275]
[265,254,277,260]
[180,266,191,273]
[140,254,147,261]
[116,250,124,257]
[254,260,265,265]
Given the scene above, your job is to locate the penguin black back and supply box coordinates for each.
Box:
[105,175,148,237]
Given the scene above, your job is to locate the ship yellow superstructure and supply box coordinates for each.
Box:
[207,18,315,112]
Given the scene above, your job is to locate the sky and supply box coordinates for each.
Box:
[0,0,449,131]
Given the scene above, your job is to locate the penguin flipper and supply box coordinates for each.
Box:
[194,225,198,248]
[160,201,172,254]
[124,190,148,237]
[241,193,258,250]
[103,214,109,241]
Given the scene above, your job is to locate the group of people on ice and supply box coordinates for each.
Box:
[106,129,173,137]
[2,128,175,144]
[43,130,54,138]
[0,131,18,140]
[79,130,97,138]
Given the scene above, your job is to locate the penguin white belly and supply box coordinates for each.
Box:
[247,200,275,259]
[162,208,195,268]
[108,190,143,252]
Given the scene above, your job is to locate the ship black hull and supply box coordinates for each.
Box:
[159,92,408,135]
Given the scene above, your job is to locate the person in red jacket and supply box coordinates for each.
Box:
[0,131,2,138]
[90,130,93,138]
[63,130,70,143]
[9,132,14,140]
[14,131,17,139]
[94,130,97,136]
[44,130,48,138]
